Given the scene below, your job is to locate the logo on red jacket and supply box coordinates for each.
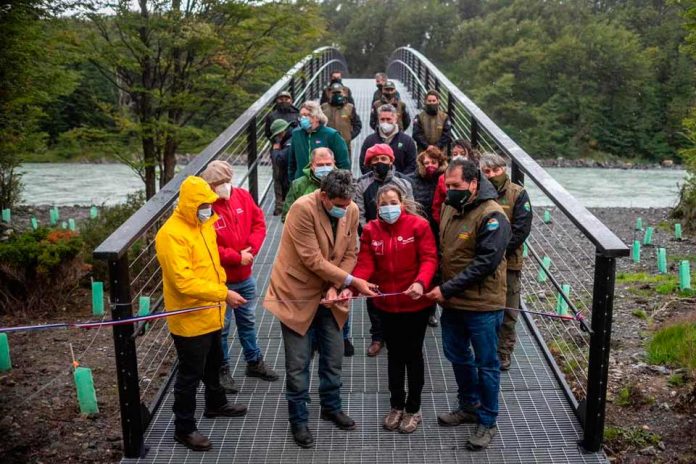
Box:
[371,240,384,255]
[214,216,227,230]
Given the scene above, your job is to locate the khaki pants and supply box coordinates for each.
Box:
[498,270,521,355]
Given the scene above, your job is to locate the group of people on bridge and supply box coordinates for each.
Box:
[154,72,533,453]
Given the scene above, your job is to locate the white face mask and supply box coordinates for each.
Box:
[379,122,396,134]
[215,182,232,200]
[197,206,213,223]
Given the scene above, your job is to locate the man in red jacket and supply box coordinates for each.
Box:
[201,161,279,393]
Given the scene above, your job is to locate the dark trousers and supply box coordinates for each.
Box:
[171,330,228,434]
[366,299,383,342]
[498,270,521,356]
[281,306,343,425]
[381,308,430,413]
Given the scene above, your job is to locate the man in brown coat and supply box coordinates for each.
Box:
[264,169,377,449]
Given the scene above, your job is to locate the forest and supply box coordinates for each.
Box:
[1,0,696,216]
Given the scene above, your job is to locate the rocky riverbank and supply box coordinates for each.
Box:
[536,158,683,170]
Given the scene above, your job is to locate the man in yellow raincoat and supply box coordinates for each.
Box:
[155,175,248,452]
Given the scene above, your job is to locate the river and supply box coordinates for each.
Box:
[17,163,687,208]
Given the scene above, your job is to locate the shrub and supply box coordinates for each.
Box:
[0,227,89,314]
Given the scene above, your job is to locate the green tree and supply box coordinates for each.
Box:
[80,0,324,198]
[0,1,77,209]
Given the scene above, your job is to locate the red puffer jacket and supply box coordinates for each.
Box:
[352,212,438,313]
[212,188,266,283]
[432,174,447,224]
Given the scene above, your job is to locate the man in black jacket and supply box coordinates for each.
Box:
[320,70,354,105]
[360,104,417,175]
[264,91,300,141]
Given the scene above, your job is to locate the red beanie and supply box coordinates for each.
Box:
[364,143,395,166]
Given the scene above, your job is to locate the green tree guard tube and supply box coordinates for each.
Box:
[679,261,692,291]
[31,217,38,230]
[92,281,104,316]
[73,367,99,415]
[53,206,60,220]
[643,227,654,246]
[522,242,528,258]
[138,296,151,331]
[556,284,571,316]
[657,248,667,274]
[632,241,640,263]
[675,223,682,240]
[61,221,67,229]
[635,217,643,231]
[0,333,11,372]
[537,256,551,282]
[90,205,98,219]
[49,208,57,225]
[1,209,10,223]
[68,218,76,231]
[543,209,552,224]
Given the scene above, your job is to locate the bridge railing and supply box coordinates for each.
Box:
[388,46,629,453]
[93,46,348,458]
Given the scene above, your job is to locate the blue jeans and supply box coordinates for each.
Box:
[441,308,504,427]
[281,306,343,425]
[221,277,262,365]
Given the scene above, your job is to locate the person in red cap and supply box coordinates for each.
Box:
[354,143,414,357]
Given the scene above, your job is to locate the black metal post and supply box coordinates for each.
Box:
[471,118,480,148]
[581,254,617,452]
[289,76,295,101]
[415,60,422,104]
[447,90,454,122]
[511,161,524,185]
[425,68,430,92]
[247,116,258,203]
[109,255,145,458]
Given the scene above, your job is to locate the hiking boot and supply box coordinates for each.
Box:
[246,358,279,382]
[320,409,356,430]
[219,366,239,394]
[437,405,478,427]
[466,424,498,450]
[204,402,248,418]
[344,339,355,357]
[382,408,403,431]
[291,423,315,448]
[174,430,212,451]
[499,352,511,371]
[428,314,439,327]
[367,340,384,357]
[399,411,422,434]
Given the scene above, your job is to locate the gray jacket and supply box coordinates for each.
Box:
[354,167,414,226]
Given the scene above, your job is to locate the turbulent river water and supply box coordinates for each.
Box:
[18,163,687,208]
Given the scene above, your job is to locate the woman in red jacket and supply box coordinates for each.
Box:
[343,184,438,433]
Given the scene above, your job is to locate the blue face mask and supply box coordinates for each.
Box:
[299,116,312,131]
[314,165,333,179]
[328,204,347,219]
[378,205,401,224]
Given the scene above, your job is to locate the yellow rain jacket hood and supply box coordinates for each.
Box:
[155,176,228,337]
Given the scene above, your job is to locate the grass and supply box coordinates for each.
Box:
[667,373,687,387]
[646,322,696,372]
[632,309,648,320]
[615,383,655,408]
[616,272,695,298]
[604,425,662,450]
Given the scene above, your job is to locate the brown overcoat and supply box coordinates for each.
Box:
[263,190,358,335]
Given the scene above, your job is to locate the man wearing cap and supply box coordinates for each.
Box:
[354,143,414,357]
[320,69,354,105]
[412,89,453,155]
[270,119,292,215]
[369,80,410,131]
[155,176,249,452]
[372,72,401,104]
[360,104,417,175]
[200,161,279,396]
[264,91,300,141]
[321,83,362,154]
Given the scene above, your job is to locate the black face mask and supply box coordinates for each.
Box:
[372,162,391,179]
[277,102,291,111]
[330,94,345,106]
[331,77,342,84]
[444,189,472,211]
[376,83,384,90]
[383,92,395,100]
[425,104,438,115]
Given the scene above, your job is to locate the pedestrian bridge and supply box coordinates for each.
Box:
[94,47,628,463]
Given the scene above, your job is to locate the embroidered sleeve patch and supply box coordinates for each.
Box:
[524,201,531,212]
[486,218,499,231]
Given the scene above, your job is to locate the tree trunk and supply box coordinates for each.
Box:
[143,137,157,199]
[162,137,178,187]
